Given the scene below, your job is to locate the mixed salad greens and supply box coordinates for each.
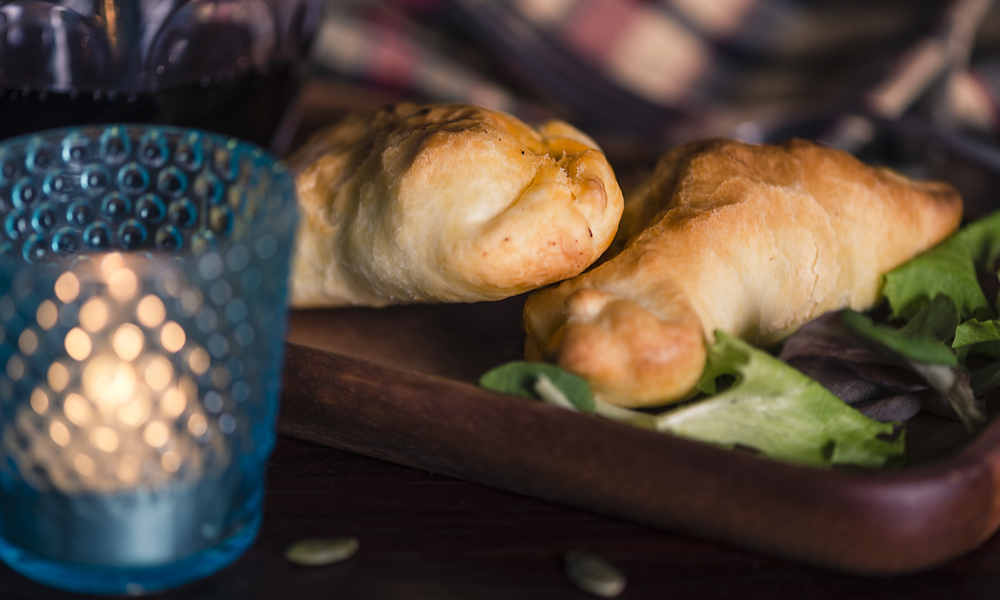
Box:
[480,210,1000,469]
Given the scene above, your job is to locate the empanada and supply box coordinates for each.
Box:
[523,138,963,407]
[288,103,624,307]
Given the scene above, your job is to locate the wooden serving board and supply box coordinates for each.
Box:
[277,296,1000,575]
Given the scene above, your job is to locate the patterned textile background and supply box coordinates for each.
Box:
[308,0,1000,151]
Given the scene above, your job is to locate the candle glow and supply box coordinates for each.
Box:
[83,355,136,409]
[47,362,69,392]
[36,301,58,330]
[137,295,166,328]
[54,272,79,303]
[65,328,92,361]
[0,120,297,595]
[80,298,109,332]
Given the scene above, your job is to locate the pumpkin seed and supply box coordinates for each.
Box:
[564,551,626,598]
[284,536,359,566]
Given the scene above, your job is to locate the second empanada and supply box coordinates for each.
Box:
[523,138,963,407]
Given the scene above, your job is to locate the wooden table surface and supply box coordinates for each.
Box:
[2,433,1000,600]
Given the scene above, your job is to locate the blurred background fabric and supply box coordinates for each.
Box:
[307,0,996,144]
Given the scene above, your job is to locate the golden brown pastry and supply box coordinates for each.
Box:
[288,103,624,307]
[523,138,963,408]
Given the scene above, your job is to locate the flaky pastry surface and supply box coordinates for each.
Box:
[288,103,624,307]
[523,138,963,407]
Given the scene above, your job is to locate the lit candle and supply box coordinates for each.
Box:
[0,125,296,594]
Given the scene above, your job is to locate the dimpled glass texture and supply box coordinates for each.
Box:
[0,125,296,594]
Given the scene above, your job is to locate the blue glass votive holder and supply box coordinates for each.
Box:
[0,125,297,594]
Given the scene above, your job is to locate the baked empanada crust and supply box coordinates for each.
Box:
[523,138,963,407]
[288,103,624,307]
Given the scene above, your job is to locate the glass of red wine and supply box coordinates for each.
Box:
[0,0,322,156]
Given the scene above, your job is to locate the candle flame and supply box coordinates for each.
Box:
[83,354,135,408]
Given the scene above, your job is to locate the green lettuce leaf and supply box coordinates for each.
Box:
[953,318,1000,350]
[841,307,958,366]
[479,361,595,413]
[898,295,961,343]
[882,210,1000,321]
[953,318,1000,364]
[657,332,904,468]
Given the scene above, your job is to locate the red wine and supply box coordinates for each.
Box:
[0,63,301,153]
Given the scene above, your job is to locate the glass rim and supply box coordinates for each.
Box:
[0,122,289,165]
[0,123,297,268]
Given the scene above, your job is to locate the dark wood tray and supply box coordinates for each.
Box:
[277,295,1000,576]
